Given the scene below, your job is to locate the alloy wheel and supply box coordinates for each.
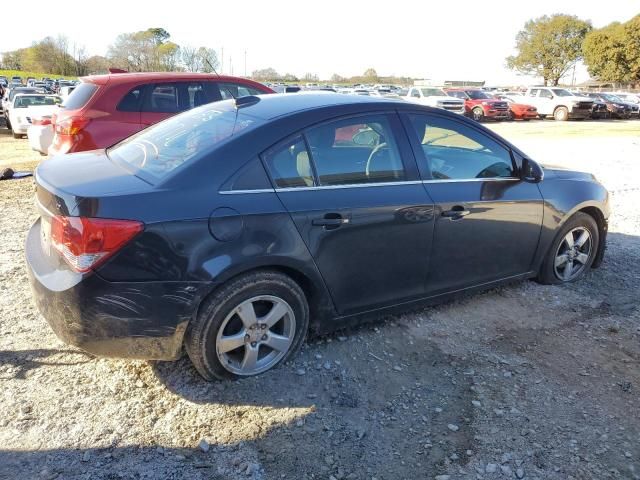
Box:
[553,227,592,281]
[215,295,296,376]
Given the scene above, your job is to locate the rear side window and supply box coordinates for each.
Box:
[148,84,180,113]
[61,82,98,109]
[305,115,405,185]
[117,86,145,112]
[262,136,314,188]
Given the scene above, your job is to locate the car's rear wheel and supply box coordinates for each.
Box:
[537,212,599,285]
[185,270,309,380]
[472,107,484,122]
[12,132,21,139]
[554,106,569,121]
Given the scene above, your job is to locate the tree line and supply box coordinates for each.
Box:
[507,13,640,86]
[251,67,413,85]
[1,28,219,76]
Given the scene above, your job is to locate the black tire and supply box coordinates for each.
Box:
[471,107,484,122]
[554,106,569,121]
[12,133,21,139]
[537,212,599,285]
[185,270,309,380]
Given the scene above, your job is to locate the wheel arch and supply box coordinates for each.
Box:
[191,260,336,337]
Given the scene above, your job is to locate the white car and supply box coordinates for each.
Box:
[8,94,61,138]
[27,116,55,155]
[405,87,465,114]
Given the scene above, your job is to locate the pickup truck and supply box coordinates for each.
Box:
[405,87,465,114]
[444,88,510,121]
[523,87,593,121]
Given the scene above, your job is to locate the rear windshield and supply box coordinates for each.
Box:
[61,82,98,109]
[108,101,262,182]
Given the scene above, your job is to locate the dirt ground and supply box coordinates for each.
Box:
[0,118,639,480]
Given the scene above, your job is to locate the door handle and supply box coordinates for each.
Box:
[312,213,350,229]
[441,205,470,219]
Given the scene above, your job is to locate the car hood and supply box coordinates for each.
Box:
[541,165,597,182]
[431,96,463,102]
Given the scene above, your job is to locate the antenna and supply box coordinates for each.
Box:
[205,57,236,101]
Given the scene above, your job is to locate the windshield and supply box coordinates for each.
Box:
[108,101,262,182]
[420,88,446,97]
[14,95,61,107]
[551,89,572,97]
[466,90,491,100]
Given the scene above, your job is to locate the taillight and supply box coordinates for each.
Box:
[50,216,143,273]
[32,117,52,126]
[55,116,90,136]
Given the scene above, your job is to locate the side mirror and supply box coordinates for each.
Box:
[522,158,543,183]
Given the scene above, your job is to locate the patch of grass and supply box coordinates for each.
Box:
[0,69,77,82]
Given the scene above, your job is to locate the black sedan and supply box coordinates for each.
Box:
[26,94,609,380]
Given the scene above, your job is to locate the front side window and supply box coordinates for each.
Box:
[305,115,405,186]
[539,89,553,99]
[447,91,467,100]
[218,82,266,100]
[408,114,514,180]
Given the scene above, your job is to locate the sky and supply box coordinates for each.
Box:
[3,0,638,85]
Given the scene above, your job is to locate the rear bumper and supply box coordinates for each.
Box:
[26,218,209,360]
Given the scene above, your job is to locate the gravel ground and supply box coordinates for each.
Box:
[1,119,639,480]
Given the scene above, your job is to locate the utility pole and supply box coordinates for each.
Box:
[244,49,247,77]
[230,56,233,75]
[221,47,224,74]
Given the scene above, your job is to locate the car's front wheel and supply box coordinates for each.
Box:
[554,106,569,121]
[185,270,309,380]
[537,212,599,285]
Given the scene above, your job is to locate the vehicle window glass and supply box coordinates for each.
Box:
[226,157,272,191]
[447,91,466,100]
[528,89,540,97]
[262,136,314,188]
[108,101,261,182]
[117,86,144,112]
[539,89,553,99]
[218,82,265,100]
[147,84,179,113]
[408,114,514,180]
[14,95,60,107]
[305,115,405,186]
[61,82,98,109]
[411,89,420,98]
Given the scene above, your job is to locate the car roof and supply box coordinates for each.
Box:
[236,92,405,120]
[80,72,265,86]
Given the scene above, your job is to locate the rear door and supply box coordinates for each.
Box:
[401,112,543,294]
[262,113,435,315]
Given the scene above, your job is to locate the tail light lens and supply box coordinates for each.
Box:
[32,117,52,126]
[55,116,90,136]
[50,216,143,273]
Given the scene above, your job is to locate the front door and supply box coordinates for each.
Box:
[401,112,544,295]
[263,113,435,315]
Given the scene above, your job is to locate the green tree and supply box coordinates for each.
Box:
[506,14,592,86]
[583,15,640,83]
[252,68,280,81]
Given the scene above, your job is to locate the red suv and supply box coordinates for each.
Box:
[444,88,510,122]
[49,72,273,156]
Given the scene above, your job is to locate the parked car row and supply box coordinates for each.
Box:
[2,71,272,155]
[3,71,639,157]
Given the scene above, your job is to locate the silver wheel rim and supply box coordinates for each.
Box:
[215,295,295,376]
[473,108,483,121]
[553,227,592,282]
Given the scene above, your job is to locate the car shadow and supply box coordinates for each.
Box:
[0,348,94,379]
